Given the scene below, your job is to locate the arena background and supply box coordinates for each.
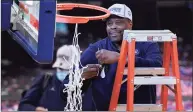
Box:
[1,0,193,111]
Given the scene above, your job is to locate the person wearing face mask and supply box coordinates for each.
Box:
[18,45,91,111]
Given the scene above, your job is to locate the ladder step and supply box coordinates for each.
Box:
[116,104,162,111]
[124,67,165,75]
[134,76,176,85]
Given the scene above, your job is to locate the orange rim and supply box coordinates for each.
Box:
[56,3,110,24]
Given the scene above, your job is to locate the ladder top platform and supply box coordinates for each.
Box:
[123,30,177,42]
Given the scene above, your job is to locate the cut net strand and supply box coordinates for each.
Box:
[63,23,86,111]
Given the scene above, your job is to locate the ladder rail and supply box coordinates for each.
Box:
[109,40,128,111]
[171,39,183,110]
[126,38,136,110]
[161,42,171,110]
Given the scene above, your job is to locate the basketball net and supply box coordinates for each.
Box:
[63,24,86,111]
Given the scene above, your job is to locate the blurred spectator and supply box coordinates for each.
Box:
[18,45,74,111]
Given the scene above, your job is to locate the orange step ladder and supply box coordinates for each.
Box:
[109,30,184,111]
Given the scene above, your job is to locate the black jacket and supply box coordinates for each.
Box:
[18,74,92,111]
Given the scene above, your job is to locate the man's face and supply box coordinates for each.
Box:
[106,16,132,43]
[53,54,71,71]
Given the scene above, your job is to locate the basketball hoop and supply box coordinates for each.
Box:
[56,3,110,24]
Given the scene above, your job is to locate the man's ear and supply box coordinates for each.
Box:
[127,21,133,30]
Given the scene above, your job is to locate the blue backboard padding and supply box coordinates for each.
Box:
[5,0,56,64]
[36,1,56,63]
[1,1,12,31]
[7,30,38,57]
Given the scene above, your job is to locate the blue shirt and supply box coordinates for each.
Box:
[81,37,162,110]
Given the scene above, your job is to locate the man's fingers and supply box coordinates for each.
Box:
[36,107,48,112]
[96,51,105,63]
[96,50,101,55]
[96,50,103,59]
[96,53,106,64]
[82,64,103,79]
[82,71,98,79]
[86,67,98,72]
[96,49,105,56]
[86,71,98,76]
[96,53,101,59]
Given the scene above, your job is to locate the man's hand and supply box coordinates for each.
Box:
[96,49,120,64]
[35,107,48,112]
[82,64,101,79]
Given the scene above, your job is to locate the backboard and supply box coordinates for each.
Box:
[2,0,56,63]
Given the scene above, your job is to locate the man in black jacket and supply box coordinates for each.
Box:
[18,45,92,111]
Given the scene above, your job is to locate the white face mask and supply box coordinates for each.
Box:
[56,69,69,82]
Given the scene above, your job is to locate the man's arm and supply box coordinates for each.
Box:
[80,44,99,92]
[80,44,98,66]
[96,42,162,67]
[18,75,45,111]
